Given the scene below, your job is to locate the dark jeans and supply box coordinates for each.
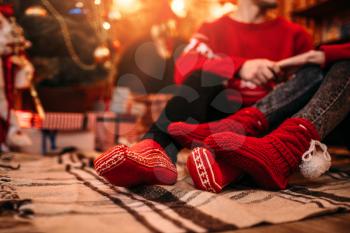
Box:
[144,61,350,163]
[294,61,350,138]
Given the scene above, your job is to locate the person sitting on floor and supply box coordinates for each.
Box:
[93,0,315,188]
[170,42,350,192]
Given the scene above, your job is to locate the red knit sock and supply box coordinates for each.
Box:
[94,139,177,187]
[187,147,243,193]
[168,107,268,148]
[204,118,320,190]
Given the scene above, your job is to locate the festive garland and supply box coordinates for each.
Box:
[40,0,97,71]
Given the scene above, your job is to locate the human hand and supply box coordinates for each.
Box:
[239,59,280,85]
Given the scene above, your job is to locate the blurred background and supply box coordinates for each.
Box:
[1,0,350,153]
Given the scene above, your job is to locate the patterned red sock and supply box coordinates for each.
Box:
[168,107,268,148]
[94,139,177,187]
[187,147,243,193]
[204,118,320,190]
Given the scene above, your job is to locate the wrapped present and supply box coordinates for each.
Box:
[15,111,139,154]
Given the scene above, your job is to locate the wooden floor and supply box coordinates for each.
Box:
[3,213,349,233]
[230,211,350,233]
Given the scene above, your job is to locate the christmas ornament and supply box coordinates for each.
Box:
[94,45,111,63]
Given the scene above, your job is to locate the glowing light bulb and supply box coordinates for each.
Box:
[94,45,111,63]
[171,0,187,18]
[102,21,111,30]
[94,0,101,5]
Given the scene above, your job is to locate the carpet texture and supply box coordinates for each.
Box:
[1,149,350,233]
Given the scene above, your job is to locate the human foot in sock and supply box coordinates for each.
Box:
[168,107,268,148]
[94,139,177,187]
[187,147,243,193]
[204,118,320,190]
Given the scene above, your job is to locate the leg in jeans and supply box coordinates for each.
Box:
[204,61,350,190]
[169,64,324,149]
[294,61,350,139]
[173,65,326,193]
[255,64,324,128]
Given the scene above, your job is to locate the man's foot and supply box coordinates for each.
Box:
[168,107,268,148]
[204,118,320,190]
[187,147,243,193]
[94,139,177,187]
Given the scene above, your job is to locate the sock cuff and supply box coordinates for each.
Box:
[132,139,165,153]
[284,118,321,141]
[250,107,269,131]
[234,107,269,132]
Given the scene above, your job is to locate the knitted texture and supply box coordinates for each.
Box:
[187,147,243,193]
[204,118,320,190]
[168,107,268,148]
[94,139,177,187]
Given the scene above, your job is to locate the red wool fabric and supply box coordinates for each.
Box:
[0,56,15,144]
[175,16,313,106]
[187,147,243,193]
[204,118,320,190]
[319,42,350,66]
[168,107,269,148]
[94,139,177,187]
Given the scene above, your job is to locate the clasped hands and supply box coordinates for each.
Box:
[239,50,326,88]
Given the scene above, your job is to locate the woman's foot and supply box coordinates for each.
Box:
[94,139,177,187]
[187,147,243,193]
[168,107,268,148]
[204,118,320,190]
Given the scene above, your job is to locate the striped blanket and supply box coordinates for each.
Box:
[1,149,350,233]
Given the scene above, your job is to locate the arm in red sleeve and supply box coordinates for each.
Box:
[174,53,247,85]
[319,43,350,66]
[174,22,247,85]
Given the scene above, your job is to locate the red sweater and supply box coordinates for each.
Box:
[320,43,350,66]
[175,16,313,106]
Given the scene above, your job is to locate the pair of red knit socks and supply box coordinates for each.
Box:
[169,107,269,192]
[94,107,319,192]
[169,108,319,192]
[94,107,268,189]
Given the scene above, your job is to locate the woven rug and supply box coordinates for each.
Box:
[1,149,350,233]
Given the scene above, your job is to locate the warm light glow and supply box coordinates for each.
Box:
[94,0,102,5]
[94,45,111,63]
[171,0,187,18]
[113,0,141,14]
[25,6,48,17]
[15,111,42,128]
[102,21,111,30]
[75,1,84,8]
[108,10,122,20]
[210,2,237,19]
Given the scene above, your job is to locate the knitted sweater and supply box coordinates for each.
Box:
[174,16,313,106]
